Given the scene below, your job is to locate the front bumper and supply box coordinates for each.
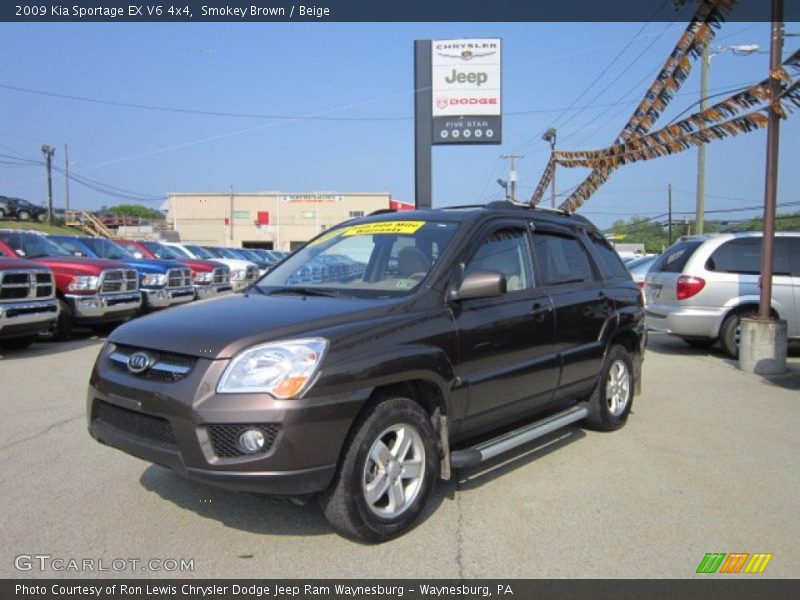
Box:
[229,279,254,292]
[142,286,195,309]
[87,349,368,496]
[0,299,59,338]
[195,283,233,299]
[645,304,725,339]
[67,292,142,322]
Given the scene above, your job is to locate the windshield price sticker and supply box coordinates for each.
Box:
[343,221,426,236]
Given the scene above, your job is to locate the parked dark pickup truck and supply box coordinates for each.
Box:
[87,202,645,542]
[0,242,59,349]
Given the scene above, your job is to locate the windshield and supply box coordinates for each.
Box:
[0,232,71,258]
[236,249,261,261]
[82,238,134,260]
[212,247,244,260]
[143,241,183,260]
[186,245,215,259]
[256,219,459,298]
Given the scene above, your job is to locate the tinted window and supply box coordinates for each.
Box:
[54,238,91,257]
[649,241,703,273]
[706,237,790,276]
[782,238,800,277]
[464,227,533,292]
[588,232,629,278]
[533,233,596,285]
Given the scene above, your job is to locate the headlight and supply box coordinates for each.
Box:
[193,271,214,283]
[217,338,328,398]
[231,269,246,280]
[67,275,99,291]
[142,273,167,287]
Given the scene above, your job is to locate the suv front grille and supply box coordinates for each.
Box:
[93,401,175,447]
[167,268,192,289]
[213,267,229,284]
[101,269,138,293]
[0,269,54,301]
[108,344,197,382]
[207,424,280,458]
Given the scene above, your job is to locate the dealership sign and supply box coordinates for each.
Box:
[431,38,501,145]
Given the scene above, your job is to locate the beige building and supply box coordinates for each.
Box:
[166,191,394,251]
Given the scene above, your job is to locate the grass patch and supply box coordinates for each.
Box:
[0,220,84,236]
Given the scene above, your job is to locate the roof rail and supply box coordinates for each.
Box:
[368,209,397,216]
[485,200,573,216]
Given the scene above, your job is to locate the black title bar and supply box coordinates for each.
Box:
[3,0,796,23]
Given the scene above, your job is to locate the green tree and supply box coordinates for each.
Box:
[107,204,163,220]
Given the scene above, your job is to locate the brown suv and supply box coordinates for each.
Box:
[87,202,646,542]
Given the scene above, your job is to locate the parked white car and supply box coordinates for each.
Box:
[164,243,259,292]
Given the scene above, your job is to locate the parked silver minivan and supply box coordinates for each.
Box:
[644,232,799,357]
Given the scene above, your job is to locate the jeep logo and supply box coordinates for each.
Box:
[444,69,488,86]
[127,351,153,374]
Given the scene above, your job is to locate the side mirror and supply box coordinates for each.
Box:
[451,271,506,301]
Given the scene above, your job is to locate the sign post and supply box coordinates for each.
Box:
[414,38,502,210]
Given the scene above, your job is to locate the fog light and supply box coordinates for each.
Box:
[238,428,266,454]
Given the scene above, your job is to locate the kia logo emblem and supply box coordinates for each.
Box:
[127,351,153,374]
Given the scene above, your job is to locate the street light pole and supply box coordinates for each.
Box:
[758,3,783,321]
[41,144,55,226]
[695,46,710,234]
[695,44,759,234]
[542,128,557,208]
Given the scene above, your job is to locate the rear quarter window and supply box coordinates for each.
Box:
[649,241,703,273]
[707,237,791,276]
[588,233,630,279]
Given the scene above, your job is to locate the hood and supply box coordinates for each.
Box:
[212,258,257,270]
[119,258,187,274]
[109,292,404,358]
[0,257,52,271]
[28,256,134,273]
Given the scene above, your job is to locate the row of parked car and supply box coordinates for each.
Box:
[0,228,287,349]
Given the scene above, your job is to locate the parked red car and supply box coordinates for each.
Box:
[0,240,59,349]
[117,239,232,299]
[0,231,142,339]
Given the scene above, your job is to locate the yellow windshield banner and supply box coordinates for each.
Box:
[342,221,426,236]
[308,221,426,246]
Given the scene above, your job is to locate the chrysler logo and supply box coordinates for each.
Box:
[127,351,153,374]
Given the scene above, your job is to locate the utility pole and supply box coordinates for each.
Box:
[668,183,673,245]
[63,144,70,214]
[41,145,55,226]
[695,45,709,234]
[501,154,523,202]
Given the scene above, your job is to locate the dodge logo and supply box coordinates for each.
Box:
[127,351,153,374]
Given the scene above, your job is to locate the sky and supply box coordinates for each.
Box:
[1,13,799,230]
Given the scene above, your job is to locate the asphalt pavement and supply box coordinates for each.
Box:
[1,333,798,578]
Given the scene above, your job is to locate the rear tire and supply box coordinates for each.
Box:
[319,396,439,543]
[0,208,6,219]
[583,344,634,431]
[720,310,756,359]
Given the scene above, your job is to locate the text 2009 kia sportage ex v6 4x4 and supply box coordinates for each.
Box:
[88,202,645,543]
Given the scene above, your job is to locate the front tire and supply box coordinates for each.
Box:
[320,396,439,543]
[38,299,73,341]
[17,210,31,221]
[583,344,634,431]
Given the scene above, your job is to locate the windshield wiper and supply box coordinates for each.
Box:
[266,286,341,298]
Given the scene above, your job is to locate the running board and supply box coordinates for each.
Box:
[449,404,589,469]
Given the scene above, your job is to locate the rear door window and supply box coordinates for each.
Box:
[707,237,791,276]
[532,232,597,286]
[649,241,703,273]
